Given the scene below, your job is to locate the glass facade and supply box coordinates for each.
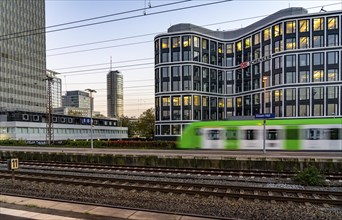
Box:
[107,70,124,118]
[0,0,46,113]
[155,8,342,139]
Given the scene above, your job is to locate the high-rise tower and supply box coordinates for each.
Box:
[107,70,123,118]
[0,0,46,113]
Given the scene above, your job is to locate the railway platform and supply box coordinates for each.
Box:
[0,195,212,220]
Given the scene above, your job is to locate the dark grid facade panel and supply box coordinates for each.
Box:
[154,8,342,139]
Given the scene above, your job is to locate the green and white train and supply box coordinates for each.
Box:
[178,118,342,151]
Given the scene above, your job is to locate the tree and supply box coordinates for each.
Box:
[136,108,155,139]
[119,116,137,138]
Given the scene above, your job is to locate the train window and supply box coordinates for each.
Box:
[306,129,321,140]
[22,114,29,121]
[267,129,278,140]
[245,130,255,140]
[226,130,237,140]
[33,115,39,121]
[328,128,340,140]
[52,117,58,123]
[207,130,221,140]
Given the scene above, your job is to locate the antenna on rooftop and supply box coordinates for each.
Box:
[320,7,327,12]
[110,56,112,71]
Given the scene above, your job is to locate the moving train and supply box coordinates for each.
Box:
[178,118,342,151]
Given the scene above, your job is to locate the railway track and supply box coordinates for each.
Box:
[1,169,341,206]
[9,160,342,180]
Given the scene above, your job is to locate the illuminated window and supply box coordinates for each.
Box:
[286,21,296,34]
[183,96,192,106]
[162,97,170,106]
[226,44,233,53]
[236,97,242,108]
[299,37,309,49]
[172,37,180,48]
[244,38,251,49]
[236,41,242,52]
[194,96,200,106]
[299,20,309,32]
[327,69,338,81]
[328,17,338,30]
[202,39,208,50]
[161,38,169,49]
[313,18,324,31]
[274,90,282,102]
[218,43,223,54]
[263,28,271,41]
[218,98,224,108]
[227,98,233,108]
[183,36,191,48]
[254,33,260,45]
[155,97,159,107]
[172,96,181,106]
[273,24,282,37]
[274,40,283,52]
[285,38,296,50]
[313,70,324,82]
[202,96,208,107]
[193,36,200,48]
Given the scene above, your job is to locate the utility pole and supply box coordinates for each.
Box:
[45,70,59,145]
[85,88,97,150]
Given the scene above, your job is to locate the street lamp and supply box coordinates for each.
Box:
[262,76,268,154]
[85,88,97,150]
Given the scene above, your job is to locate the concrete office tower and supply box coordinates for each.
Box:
[46,70,62,109]
[0,0,46,113]
[107,70,123,118]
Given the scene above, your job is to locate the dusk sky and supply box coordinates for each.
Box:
[45,0,341,117]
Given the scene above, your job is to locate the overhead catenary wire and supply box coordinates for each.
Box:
[0,0,233,41]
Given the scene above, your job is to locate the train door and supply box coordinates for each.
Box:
[265,126,283,150]
[201,128,226,149]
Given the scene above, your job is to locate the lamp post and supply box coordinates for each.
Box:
[262,76,268,154]
[85,89,96,150]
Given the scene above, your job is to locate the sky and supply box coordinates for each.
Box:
[45,0,342,117]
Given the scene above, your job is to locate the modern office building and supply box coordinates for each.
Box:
[46,70,62,109]
[62,90,93,117]
[154,7,342,140]
[107,70,124,118]
[0,0,46,113]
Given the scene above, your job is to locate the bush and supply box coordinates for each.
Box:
[294,166,326,186]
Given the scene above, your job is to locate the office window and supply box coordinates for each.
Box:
[162,97,170,106]
[227,98,233,108]
[193,36,200,48]
[226,44,233,53]
[274,24,282,37]
[202,39,208,50]
[263,28,271,41]
[162,81,170,92]
[313,35,324,47]
[327,69,338,81]
[161,52,169,62]
[299,71,309,83]
[172,96,181,106]
[299,19,309,32]
[313,87,324,100]
[194,95,200,106]
[286,105,296,117]
[274,56,282,69]
[313,53,324,66]
[313,18,324,31]
[313,70,324,82]
[183,36,191,47]
[172,52,180,62]
[183,80,192,90]
[327,86,339,99]
[264,60,270,72]
[313,104,324,116]
[274,73,282,85]
[161,38,169,49]
[162,67,169,78]
[236,41,242,52]
[244,37,251,49]
[327,51,339,64]
[328,17,338,30]
[285,55,296,67]
[285,71,296,84]
[328,34,339,46]
[274,40,283,52]
[286,38,296,50]
[183,96,192,106]
[299,88,310,100]
[172,37,180,48]
[286,88,296,101]
[264,44,271,56]
[254,33,260,45]
[299,36,309,49]
[299,104,309,116]
[286,21,296,34]
[172,81,180,91]
[299,54,310,66]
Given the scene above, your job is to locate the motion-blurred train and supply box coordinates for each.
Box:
[178,118,342,151]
